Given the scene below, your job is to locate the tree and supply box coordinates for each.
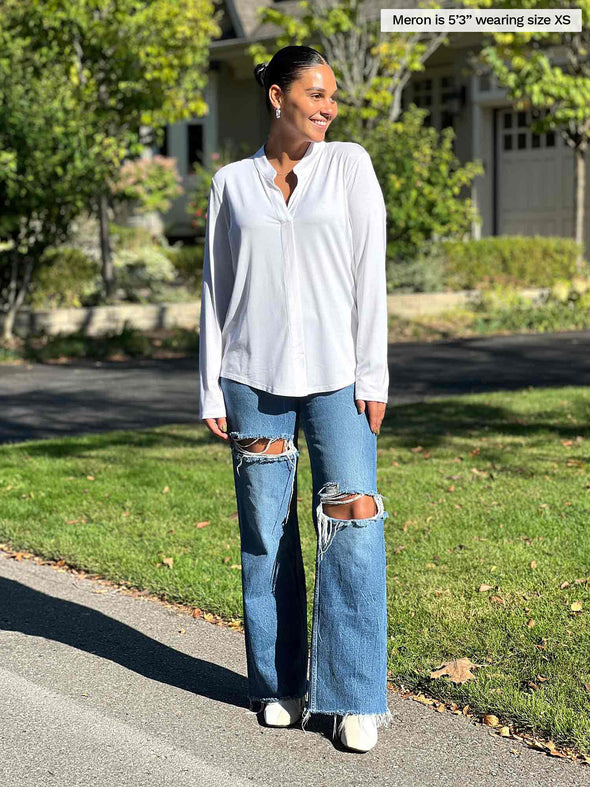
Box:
[0,37,107,341]
[462,0,590,271]
[248,0,450,136]
[2,0,220,297]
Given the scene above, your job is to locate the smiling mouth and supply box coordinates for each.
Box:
[310,118,329,128]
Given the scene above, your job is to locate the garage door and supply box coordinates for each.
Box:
[497,108,574,237]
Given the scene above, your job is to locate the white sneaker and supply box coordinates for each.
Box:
[338,714,378,752]
[263,697,305,727]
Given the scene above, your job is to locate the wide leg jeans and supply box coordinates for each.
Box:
[219,376,391,730]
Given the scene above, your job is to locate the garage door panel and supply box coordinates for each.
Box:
[497,108,573,237]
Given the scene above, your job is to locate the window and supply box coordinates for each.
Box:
[187,124,204,174]
[501,108,558,151]
[157,126,168,157]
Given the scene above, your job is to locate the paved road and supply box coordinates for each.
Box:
[1,551,588,787]
[1,330,589,444]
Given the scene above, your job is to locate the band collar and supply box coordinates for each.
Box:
[252,140,325,182]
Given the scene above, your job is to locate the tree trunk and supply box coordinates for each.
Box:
[2,254,33,343]
[99,193,115,298]
[574,143,586,274]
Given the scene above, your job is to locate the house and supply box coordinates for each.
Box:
[159,0,584,247]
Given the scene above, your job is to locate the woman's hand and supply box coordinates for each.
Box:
[204,417,230,442]
[355,400,386,435]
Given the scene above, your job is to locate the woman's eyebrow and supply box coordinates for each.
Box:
[307,86,339,95]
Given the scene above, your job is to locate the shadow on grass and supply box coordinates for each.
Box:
[4,391,589,468]
[4,426,213,459]
[380,393,590,447]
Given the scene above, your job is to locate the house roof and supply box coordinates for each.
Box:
[221,0,458,42]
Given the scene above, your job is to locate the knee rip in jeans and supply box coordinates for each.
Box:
[316,481,389,561]
[229,434,299,596]
[229,434,298,477]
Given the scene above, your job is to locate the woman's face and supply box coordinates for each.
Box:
[271,64,339,141]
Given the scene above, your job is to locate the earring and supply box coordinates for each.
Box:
[275,107,281,119]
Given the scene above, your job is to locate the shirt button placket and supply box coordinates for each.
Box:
[281,213,307,390]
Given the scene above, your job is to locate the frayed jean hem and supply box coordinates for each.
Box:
[301,706,393,737]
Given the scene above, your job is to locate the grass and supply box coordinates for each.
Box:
[0,386,589,755]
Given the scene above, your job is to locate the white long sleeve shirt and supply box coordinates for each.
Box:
[198,139,389,420]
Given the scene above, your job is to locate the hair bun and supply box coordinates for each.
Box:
[254,62,269,87]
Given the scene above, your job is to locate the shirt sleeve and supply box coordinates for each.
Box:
[198,177,234,420]
[347,150,389,405]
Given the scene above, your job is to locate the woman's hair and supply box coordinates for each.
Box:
[253,45,329,114]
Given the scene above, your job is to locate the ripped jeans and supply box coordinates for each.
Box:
[219,376,391,731]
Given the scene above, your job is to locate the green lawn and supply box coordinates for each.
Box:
[1,385,589,754]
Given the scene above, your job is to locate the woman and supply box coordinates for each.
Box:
[198,45,391,753]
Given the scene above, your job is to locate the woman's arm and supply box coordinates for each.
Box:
[346,149,389,410]
[198,177,234,422]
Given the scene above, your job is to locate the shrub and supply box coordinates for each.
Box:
[112,244,177,301]
[27,247,101,308]
[387,240,447,293]
[109,155,184,214]
[440,236,584,290]
[165,242,204,292]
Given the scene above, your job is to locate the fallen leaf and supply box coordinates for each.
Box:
[430,657,482,684]
[527,618,535,628]
[162,485,170,494]
[571,601,583,612]
[490,595,505,604]
[195,520,210,529]
[479,583,494,592]
[530,561,537,569]
[162,556,174,569]
[483,714,500,727]
[560,581,570,589]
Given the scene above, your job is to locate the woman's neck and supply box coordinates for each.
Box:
[264,134,312,169]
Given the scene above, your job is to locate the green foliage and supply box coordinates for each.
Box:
[468,279,590,334]
[0,35,106,314]
[113,245,178,302]
[0,0,220,320]
[166,243,204,292]
[2,0,221,133]
[441,235,585,290]
[463,0,590,134]
[109,155,184,214]
[108,224,179,301]
[187,142,247,235]
[387,241,448,293]
[360,106,484,267]
[27,247,101,309]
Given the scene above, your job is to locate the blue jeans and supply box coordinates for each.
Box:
[219,376,391,731]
